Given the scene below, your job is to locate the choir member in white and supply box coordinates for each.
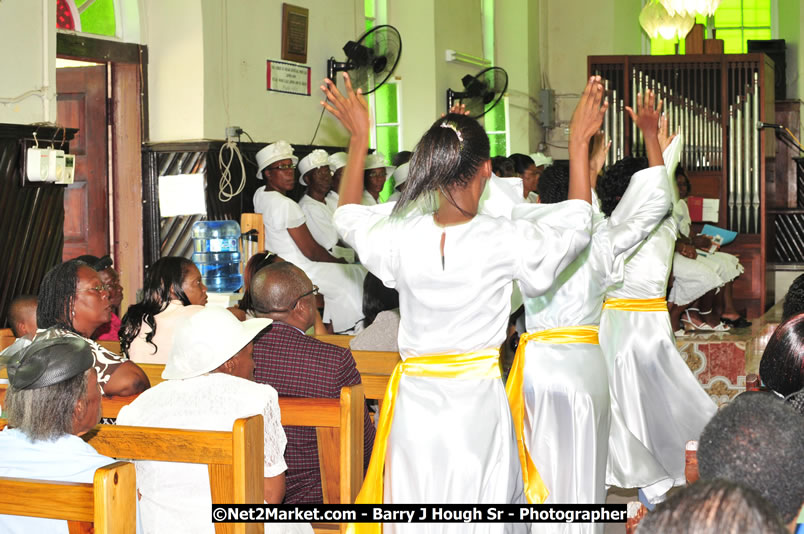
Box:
[361,153,394,205]
[252,141,366,333]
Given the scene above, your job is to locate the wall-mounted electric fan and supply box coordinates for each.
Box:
[446,66,509,119]
[327,24,402,95]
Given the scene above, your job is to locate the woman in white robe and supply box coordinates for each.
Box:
[252,141,366,333]
[597,134,718,502]
[323,74,606,534]
[511,94,674,533]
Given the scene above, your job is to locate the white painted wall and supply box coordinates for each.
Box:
[0,0,56,125]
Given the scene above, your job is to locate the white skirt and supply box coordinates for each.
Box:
[521,341,609,534]
[599,307,718,493]
[669,253,722,306]
[384,374,527,534]
[303,261,367,333]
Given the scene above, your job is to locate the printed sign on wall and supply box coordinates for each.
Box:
[267,60,311,96]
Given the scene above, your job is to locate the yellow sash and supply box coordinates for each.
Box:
[504,325,598,507]
[348,348,536,534]
[602,297,668,312]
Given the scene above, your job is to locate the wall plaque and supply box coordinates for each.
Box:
[281,3,308,64]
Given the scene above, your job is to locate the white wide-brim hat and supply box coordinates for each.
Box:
[364,152,395,177]
[256,140,298,179]
[392,162,410,186]
[162,307,272,380]
[529,152,553,168]
[298,149,331,186]
[328,151,348,173]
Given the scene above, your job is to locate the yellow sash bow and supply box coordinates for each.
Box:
[603,297,668,312]
[505,325,599,506]
[348,348,524,534]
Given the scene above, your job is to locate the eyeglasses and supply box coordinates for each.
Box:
[256,285,319,314]
[267,163,296,171]
[77,284,112,294]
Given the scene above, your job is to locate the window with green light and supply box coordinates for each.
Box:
[56,0,117,37]
[650,0,771,55]
[485,102,508,158]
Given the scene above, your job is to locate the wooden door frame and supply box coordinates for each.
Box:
[57,33,149,316]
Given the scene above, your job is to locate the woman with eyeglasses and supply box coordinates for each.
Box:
[33,259,151,397]
[323,74,602,533]
[119,256,208,364]
[253,140,367,334]
[74,254,124,340]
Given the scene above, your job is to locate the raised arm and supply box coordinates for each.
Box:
[568,76,608,203]
[321,73,370,207]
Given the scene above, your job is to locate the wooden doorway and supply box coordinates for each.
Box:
[57,64,109,260]
[57,34,147,314]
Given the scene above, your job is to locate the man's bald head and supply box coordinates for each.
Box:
[9,295,38,337]
[250,262,313,327]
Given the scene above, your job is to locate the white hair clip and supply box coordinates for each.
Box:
[440,121,464,143]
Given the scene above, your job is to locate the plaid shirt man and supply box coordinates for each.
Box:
[252,322,375,503]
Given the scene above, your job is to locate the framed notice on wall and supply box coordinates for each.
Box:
[267,60,311,96]
[281,3,308,64]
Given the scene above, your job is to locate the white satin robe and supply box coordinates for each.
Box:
[599,139,718,499]
[335,199,592,534]
[516,166,671,534]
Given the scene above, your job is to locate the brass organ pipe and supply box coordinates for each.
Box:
[728,105,735,230]
[611,88,618,164]
[736,96,743,233]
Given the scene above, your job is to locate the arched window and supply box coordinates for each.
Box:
[56,0,117,38]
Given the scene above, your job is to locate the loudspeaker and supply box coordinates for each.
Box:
[747,39,786,100]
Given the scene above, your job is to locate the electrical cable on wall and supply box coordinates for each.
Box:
[218,140,246,202]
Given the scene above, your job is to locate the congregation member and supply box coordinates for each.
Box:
[527,152,553,202]
[759,313,804,397]
[75,254,124,340]
[362,152,394,205]
[668,165,747,333]
[249,261,375,504]
[782,273,804,320]
[6,295,37,338]
[36,259,150,397]
[492,155,517,178]
[323,73,603,533]
[596,128,717,504]
[326,151,348,212]
[349,273,400,352]
[385,162,409,202]
[120,256,207,364]
[636,479,788,534]
[253,141,367,333]
[507,89,672,533]
[0,336,139,532]
[116,306,307,534]
[697,392,804,532]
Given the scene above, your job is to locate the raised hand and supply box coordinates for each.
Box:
[589,131,611,184]
[442,102,470,117]
[625,90,663,138]
[625,90,663,168]
[657,114,677,153]
[569,76,608,147]
[321,73,370,139]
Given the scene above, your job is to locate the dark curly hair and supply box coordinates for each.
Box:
[508,153,535,176]
[394,113,490,214]
[491,156,515,178]
[595,156,648,217]
[119,256,196,356]
[37,259,87,332]
[782,273,804,321]
[536,164,569,204]
[698,391,804,524]
[759,314,804,396]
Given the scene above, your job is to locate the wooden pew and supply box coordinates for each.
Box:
[0,461,136,534]
[85,416,265,534]
[0,335,14,352]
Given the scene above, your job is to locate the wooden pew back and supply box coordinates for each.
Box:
[0,461,136,534]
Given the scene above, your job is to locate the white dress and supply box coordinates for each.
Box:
[599,174,718,498]
[253,188,367,333]
[516,166,672,534]
[298,195,339,251]
[325,191,339,212]
[335,199,592,534]
[668,200,744,306]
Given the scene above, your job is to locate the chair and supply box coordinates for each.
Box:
[0,461,136,534]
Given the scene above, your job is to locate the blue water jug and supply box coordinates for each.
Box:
[191,220,243,293]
